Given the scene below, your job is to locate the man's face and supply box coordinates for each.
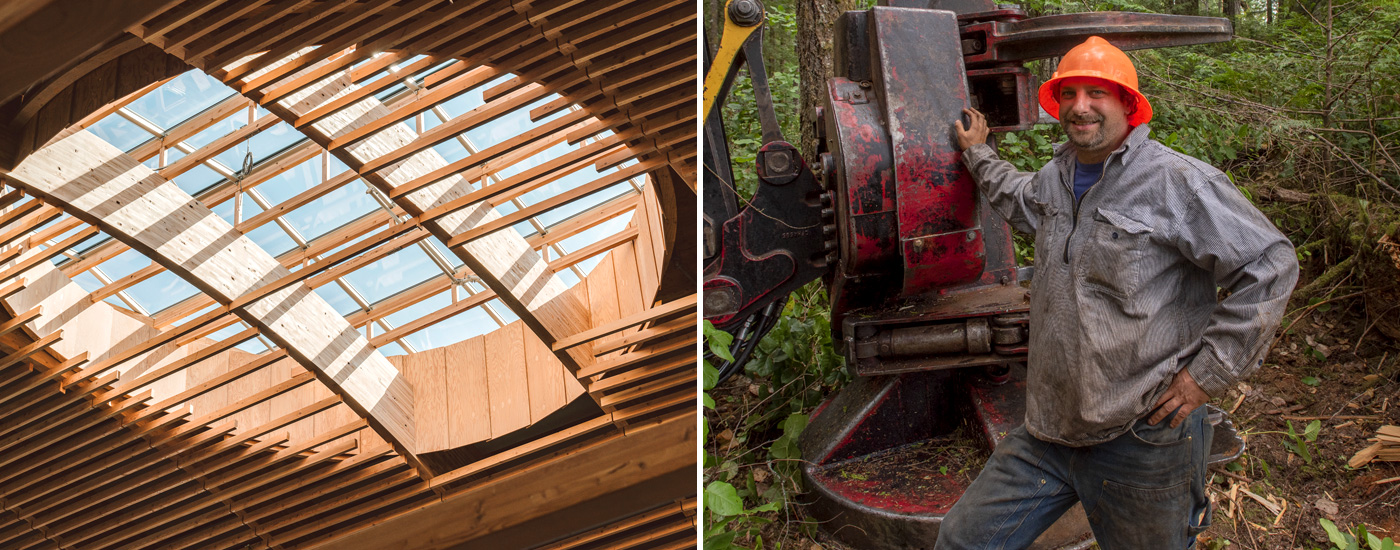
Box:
[1057,77,1132,162]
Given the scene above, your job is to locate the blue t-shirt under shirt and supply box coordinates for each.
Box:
[1073,160,1104,203]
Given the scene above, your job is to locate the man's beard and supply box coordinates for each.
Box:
[1064,116,1106,151]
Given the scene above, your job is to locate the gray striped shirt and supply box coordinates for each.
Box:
[963,124,1299,446]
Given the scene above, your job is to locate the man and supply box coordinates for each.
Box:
[936,36,1299,549]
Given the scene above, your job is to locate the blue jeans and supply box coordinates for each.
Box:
[935,406,1212,550]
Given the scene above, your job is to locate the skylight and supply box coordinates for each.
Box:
[58,64,643,355]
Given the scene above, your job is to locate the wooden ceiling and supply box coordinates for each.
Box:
[0,0,697,547]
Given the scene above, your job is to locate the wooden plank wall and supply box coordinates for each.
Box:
[383,230,655,451]
[387,281,591,451]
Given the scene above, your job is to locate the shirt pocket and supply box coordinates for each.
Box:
[1083,208,1154,298]
[1029,199,1058,240]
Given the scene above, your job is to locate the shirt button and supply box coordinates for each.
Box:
[1111,232,1119,239]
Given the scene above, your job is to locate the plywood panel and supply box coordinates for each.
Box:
[447,336,490,447]
[485,323,529,437]
[524,328,562,424]
[586,254,619,361]
[272,363,317,444]
[186,343,229,417]
[632,204,659,306]
[643,183,665,294]
[228,348,273,436]
[562,284,587,402]
[612,242,644,345]
[404,346,447,452]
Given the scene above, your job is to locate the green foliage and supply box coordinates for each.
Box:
[997,125,1061,172]
[702,283,849,548]
[1282,419,1322,464]
[1319,518,1397,550]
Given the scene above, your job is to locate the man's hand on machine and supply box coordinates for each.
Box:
[954,108,989,151]
[1149,368,1210,428]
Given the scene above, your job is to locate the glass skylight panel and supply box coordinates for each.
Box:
[316,220,382,259]
[97,248,153,280]
[462,102,536,150]
[424,240,462,269]
[375,83,409,102]
[383,289,452,329]
[558,212,634,252]
[87,115,154,153]
[203,320,253,343]
[314,283,363,317]
[184,111,247,149]
[70,271,105,293]
[172,163,225,196]
[485,298,518,324]
[437,79,491,116]
[403,305,495,351]
[533,184,632,228]
[327,153,350,178]
[492,139,572,180]
[236,338,269,355]
[54,62,651,362]
[432,136,470,164]
[125,270,201,315]
[256,156,321,205]
[341,245,441,305]
[126,71,234,129]
[281,185,379,242]
[377,341,406,357]
[214,121,304,169]
[245,221,299,257]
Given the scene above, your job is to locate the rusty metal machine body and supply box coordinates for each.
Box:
[702,1,1236,547]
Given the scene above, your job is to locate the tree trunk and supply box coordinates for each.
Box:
[796,0,852,164]
[705,0,723,58]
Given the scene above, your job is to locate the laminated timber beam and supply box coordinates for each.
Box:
[7,130,424,473]
[302,411,695,550]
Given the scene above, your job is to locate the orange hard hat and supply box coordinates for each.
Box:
[1037,36,1152,126]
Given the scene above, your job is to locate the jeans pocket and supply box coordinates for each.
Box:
[1091,479,1192,550]
[1128,416,1191,448]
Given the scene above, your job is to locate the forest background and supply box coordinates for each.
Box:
[702,0,1400,548]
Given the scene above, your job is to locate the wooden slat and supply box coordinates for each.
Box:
[576,335,692,380]
[548,227,638,273]
[0,330,62,372]
[447,336,490,447]
[524,327,564,424]
[485,323,529,437]
[367,289,494,348]
[0,226,101,283]
[0,305,41,338]
[445,158,660,247]
[404,347,447,452]
[591,312,695,357]
[554,294,696,352]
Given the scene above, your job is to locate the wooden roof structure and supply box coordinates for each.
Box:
[0,1,697,548]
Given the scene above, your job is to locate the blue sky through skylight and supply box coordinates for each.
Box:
[65,64,646,357]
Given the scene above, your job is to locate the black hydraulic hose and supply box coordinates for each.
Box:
[707,296,787,386]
